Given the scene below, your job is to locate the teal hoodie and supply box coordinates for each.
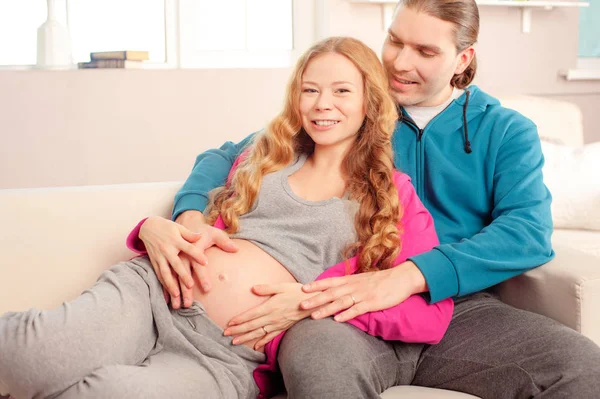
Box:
[172,86,554,303]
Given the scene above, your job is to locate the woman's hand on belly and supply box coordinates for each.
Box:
[223,282,326,350]
[139,215,239,309]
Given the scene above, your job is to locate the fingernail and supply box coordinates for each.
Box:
[313,311,320,317]
[301,301,309,308]
[334,315,341,322]
[232,338,239,345]
[223,330,230,336]
[303,284,311,290]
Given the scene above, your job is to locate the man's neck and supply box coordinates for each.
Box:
[402,87,462,130]
[411,85,454,108]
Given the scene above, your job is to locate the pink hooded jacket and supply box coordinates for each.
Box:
[126,153,453,399]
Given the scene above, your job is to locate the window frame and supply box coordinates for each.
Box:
[0,0,310,70]
[177,0,295,69]
[569,1,600,79]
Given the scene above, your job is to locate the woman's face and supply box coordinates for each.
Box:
[299,52,366,153]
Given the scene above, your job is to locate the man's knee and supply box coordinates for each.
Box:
[490,313,600,398]
[540,326,600,394]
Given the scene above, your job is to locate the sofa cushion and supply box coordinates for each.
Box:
[553,229,600,257]
[273,386,480,398]
[541,141,600,231]
[498,95,584,147]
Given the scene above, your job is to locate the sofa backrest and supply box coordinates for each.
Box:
[496,95,584,147]
[0,182,181,313]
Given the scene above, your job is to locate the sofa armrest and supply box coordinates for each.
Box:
[495,245,600,346]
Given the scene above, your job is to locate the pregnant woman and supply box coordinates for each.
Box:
[0,37,452,399]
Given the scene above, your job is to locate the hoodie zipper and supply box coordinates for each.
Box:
[401,115,425,199]
[401,105,455,201]
[416,127,424,199]
[400,90,472,204]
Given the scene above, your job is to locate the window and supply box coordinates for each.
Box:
[68,0,166,63]
[0,0,61,65]
[178,0,293,68]
[578,0,600,69]
[0,0,296,68]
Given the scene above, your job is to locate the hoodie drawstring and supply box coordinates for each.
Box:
[463,89,472,154]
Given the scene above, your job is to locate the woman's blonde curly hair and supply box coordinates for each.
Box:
[205,37,402,273]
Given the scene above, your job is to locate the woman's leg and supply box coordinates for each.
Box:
[54,351,223,399]
[55,300,265,399]
[0,260,159,399]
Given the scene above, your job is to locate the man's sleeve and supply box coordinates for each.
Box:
[411,122,555,303]
[172,133,255,220]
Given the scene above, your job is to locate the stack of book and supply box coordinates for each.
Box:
[78,51,149,69]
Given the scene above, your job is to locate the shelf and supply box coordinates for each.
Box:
[479,1,589,33]
[349,0,588,5]
[478,1,589,8]
[559,69,600,81]
[349,0,590,33]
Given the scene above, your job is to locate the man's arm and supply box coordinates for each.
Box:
[172,134,255,221]
[302,173,453,344]
[411,122,554,303]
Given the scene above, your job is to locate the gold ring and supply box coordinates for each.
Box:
[262,326,268,335]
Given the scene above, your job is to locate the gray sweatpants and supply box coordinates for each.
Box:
[0,257,264,399]
[279,292,600,399]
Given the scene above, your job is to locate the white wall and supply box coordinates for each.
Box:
[0,69,290,188]
[1,0,598,189]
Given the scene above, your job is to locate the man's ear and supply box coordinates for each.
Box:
[455,47,475,75]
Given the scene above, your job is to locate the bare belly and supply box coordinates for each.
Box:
[191,239,297,350]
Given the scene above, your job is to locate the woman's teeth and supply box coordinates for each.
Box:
[314,120,339,126]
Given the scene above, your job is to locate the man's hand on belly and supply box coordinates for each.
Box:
[300,261,427,322]
[223,282,326,350]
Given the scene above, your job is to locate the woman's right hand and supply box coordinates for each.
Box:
[139,216,204,299]
[138,215,238,308]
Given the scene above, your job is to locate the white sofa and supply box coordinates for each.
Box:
[1,96,599,399]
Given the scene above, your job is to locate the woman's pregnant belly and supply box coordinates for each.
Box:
[191,239,297,350]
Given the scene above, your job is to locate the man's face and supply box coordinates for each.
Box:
[382,6,469,107]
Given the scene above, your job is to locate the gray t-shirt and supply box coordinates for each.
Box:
[230,154,359,284]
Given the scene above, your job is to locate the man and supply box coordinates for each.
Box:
[152,0,600,397]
